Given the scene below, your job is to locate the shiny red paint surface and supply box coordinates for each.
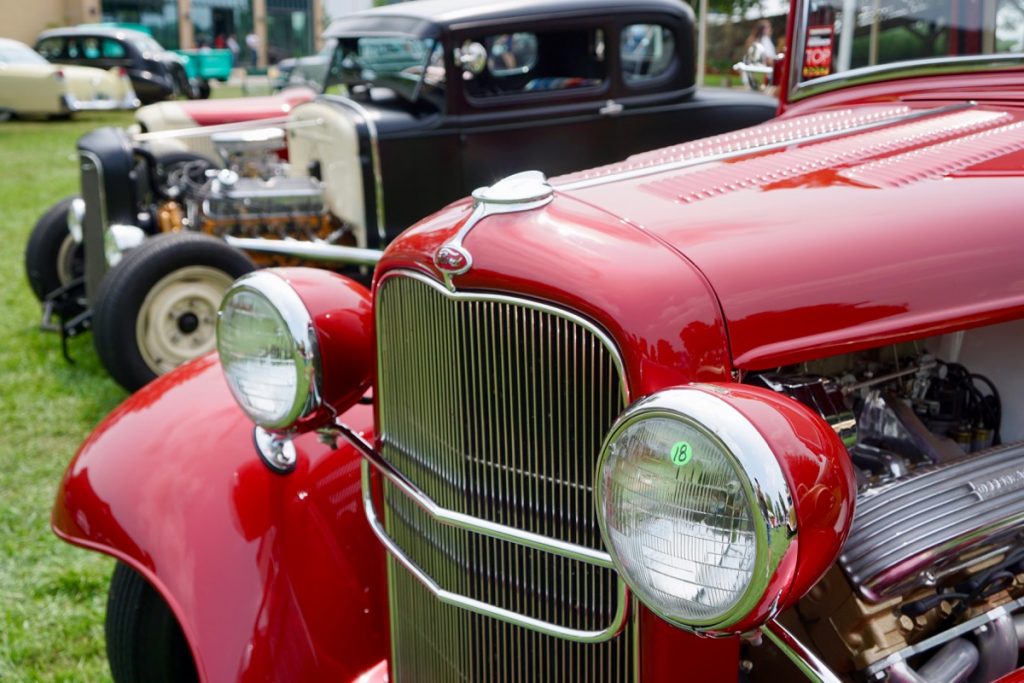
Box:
[565,98,1024,370]
[269,268,374,433]
[638,606,741,682]
[58,19,1024,680]
[52,355,387,683]
[378,193,735,397]
[179,86,315,126]
[703,384,856,632]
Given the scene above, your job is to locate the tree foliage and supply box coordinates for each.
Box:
[688,0,766,19]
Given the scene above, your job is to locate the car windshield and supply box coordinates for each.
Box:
[325,35,444,107]
[0,42,49,65]
[797,0,1024,85]
[130,35,165,55]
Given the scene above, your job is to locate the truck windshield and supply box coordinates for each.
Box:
[798,0,1024,85]
[324,35,444,107]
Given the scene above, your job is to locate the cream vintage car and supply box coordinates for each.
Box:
[0,38,139,119]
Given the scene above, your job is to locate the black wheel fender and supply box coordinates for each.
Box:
[24,195,84,303]
[92,232,255,392]
[106,562,198,683]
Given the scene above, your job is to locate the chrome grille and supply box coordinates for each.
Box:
[376,271,633,682]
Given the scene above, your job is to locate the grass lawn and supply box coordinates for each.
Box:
[0,111,135,682]
[0,81,264,679]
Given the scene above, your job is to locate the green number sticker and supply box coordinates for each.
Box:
[670,441,693,466]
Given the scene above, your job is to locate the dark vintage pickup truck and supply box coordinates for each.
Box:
[26,0,777,391]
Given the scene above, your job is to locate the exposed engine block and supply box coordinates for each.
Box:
[841,442,1024,603]
[745,328,1024,683]
[197,171,328,240]
[157,130,353,266]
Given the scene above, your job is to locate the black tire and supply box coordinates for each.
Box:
[195,79,212,100]
[171,67,191,100]
[106,562,198,683]
[24,195,84,305]
[93,232,255,392]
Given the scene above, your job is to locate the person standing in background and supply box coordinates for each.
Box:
[245,31,260,67]
[744,20,777,66]
[227,34,240,64]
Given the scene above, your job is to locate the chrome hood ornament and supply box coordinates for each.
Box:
[434,170,554,290]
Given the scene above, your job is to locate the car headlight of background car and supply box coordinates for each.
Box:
[596,384,856,635]
[217,268,373,433]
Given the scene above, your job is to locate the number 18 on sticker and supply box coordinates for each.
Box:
[670,441,693,466]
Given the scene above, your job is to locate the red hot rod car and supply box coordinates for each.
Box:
[52,0,1024,681]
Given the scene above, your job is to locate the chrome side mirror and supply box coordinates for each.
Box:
[733,43,776,92]
[455,41,488,77]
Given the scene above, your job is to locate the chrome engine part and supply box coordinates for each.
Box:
[150,124,364,266]
[841,442,1024,603]
[210,127,287,179]
[191,171,339,264]
[200,171,324,225]
[745,328,1024,682]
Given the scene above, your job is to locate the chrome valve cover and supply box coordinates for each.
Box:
[840,441,1024,602]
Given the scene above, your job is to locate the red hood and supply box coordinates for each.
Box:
[176,86,316,126]
[559,100,1024,370]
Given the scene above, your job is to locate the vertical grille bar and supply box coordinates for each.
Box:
[376,272,633,682]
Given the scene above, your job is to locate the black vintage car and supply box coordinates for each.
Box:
[27,0,778,392]
[35,27,192,104]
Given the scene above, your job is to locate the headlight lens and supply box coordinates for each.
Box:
[217,271,319,429]
[596,387,794,633]
[104,224,146,267]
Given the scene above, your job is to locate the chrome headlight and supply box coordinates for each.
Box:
[104,224,146,267]
[217,271,320,430]
[66,197,86,244]
[596,386,796,633]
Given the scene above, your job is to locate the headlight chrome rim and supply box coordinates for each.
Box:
[595,385,796,634]
[217,270,322,430]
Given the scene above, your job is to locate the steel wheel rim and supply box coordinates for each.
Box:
[135,265,235,375]
[55,233,81,287]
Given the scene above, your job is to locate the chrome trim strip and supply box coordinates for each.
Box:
[791,55,1024,102]
[555,102,974,192]
[864,595,1024,676]
[132,116,322,142]
[325,96,387,246]
[787,0,809,98]
[360,459,630,643]
[222,235,383,266]
[338,422,615,568]
[762,620,843,683]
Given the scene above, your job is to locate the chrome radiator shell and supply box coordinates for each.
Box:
[374,270,635,682]
[839,441,1024,602]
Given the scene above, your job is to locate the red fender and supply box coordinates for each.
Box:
[52,355,388,683]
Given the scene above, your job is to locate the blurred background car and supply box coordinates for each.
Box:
[271,39,334,92]
[75,22,235,100]
[35,26,192,104]
[0,37,139,119]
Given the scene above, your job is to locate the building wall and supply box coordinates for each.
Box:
[2,0,100,44]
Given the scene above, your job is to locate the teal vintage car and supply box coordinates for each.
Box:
[175,49,233,98]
